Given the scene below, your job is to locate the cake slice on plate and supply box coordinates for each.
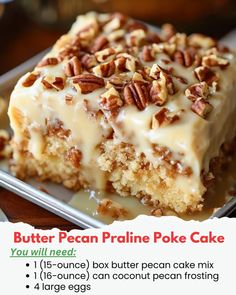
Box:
[8,12,236,213]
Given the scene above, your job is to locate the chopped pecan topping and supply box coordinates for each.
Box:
[100,87,123,114]
[107,29,125,42]
[191,97,213,118]
[65,94,74,105]
[194,66,218,86]
[66,147,82,168]
[91,35,109,53]
[132,72,147,82]
[173,49,194,67]
[103,13,126,33]
[22,73,39,87]
[93,60,116,78]
[46,119,71,138]
[52,77,65,90]
[188,34,216,49]
[72,74,105,94]
[185,82,209,101]
[142,45,155,62]
[95,47,116,63]
[127,29,146,47]
[116,53,138,72]
[151,208,163,217]
[97,198,127,219]
[76,22,99,44]
[147,32,161,44]
[152,107,180,128]
[152,43,176,56]
[41,78,53,89]
[149,70,176,105]
[127,21,148,32]
[37,57,58,67]
[58,45,80,60]
[107,75,129,91]
[81,54,97,70]
[202,54,229,68]
[161,23,176,40]
[64,56,82,77]
[41,76,64,90]
[149,64,161,79]
[115,56,127,72]
[150,80,167,106]
[124,81,150,110]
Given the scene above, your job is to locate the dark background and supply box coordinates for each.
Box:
[1,0,236,75]
[0,0,235,227]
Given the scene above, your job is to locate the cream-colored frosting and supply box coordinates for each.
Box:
[8,12,236,197]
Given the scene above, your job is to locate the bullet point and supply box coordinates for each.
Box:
[26,285,29,289]
[26,263,29,267]
[26,274,30,278]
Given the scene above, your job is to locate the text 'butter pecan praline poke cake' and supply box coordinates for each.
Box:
[8,12,236,214]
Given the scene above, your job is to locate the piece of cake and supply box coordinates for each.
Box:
[8,12,236,213]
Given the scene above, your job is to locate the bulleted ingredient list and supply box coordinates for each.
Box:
[0,216,235,294]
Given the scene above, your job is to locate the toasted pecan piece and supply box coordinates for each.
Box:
[191,97,213,118]
[37,57,58,67]
[72,74,105,94]
[22,73,39,87]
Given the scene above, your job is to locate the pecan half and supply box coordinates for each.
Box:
[142,45,155,62]
[194,66,218,86]
[66,147,82,168]
[152,107,180,128]
[64,56,82,77]
[100,87,123,114]
[72,74,105,94]
[191,97,213,118]
[22,73,39,87]
[37,57,58,67]
[185,82,209,101]
[124,81,150,110]
[202,54,229,68]
[91,35,109,53]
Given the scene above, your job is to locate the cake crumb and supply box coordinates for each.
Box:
[97,198,128,219]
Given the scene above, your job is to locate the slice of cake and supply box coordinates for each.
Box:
[8,12,236,213]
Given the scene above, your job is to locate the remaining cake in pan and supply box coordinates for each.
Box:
[8,12,236,213]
